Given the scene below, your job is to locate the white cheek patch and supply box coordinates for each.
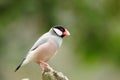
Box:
[53,28,62,36]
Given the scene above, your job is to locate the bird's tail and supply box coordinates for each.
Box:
[15,58,26,72]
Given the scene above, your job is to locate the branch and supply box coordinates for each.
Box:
[42,65,69,80]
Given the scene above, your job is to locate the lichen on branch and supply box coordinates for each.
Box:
[42,65,69,80]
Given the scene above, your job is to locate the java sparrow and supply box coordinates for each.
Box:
[15,25,70,72]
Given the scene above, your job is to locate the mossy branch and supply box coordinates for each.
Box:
[42,65,69,80]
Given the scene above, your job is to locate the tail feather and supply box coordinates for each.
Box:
[15,58,26,72]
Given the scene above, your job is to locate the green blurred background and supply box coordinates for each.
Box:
[0,0,120,80]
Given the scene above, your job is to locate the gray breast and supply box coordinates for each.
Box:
[51,35,63,48]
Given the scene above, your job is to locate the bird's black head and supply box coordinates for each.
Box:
[52,25,70,37]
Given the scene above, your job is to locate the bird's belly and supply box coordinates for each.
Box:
[33,40,57,62]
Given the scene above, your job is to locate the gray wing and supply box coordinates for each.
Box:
[29,36,49,51]
[15,33,50,72]
[30,38,47,51]
[15,37,47,72]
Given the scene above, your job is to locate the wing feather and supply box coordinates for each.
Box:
[29,33,49,51]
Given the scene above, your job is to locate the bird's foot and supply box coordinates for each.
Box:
[38,61,49,71]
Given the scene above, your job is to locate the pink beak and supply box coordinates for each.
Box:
[63,29,70,36]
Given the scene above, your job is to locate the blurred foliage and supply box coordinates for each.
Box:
[0,0,120,80]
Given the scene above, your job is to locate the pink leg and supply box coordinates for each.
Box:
[40,61,49,66]
[37,61,49,70]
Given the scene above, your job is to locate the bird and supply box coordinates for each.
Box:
[15,25,70,72]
